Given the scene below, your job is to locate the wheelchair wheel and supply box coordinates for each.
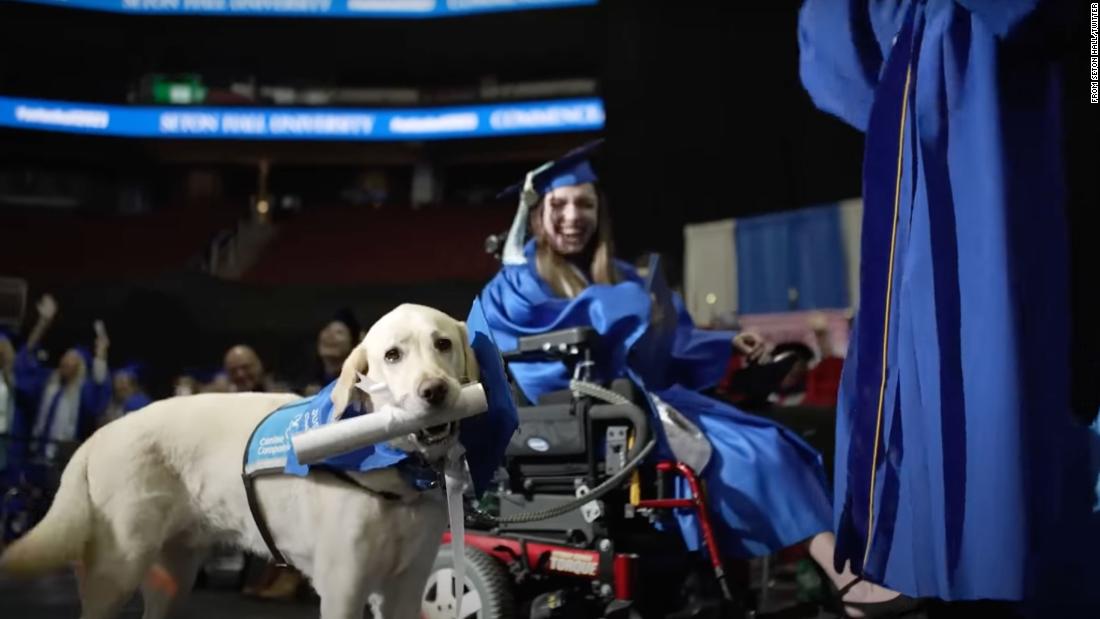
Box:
[423,545,514,619]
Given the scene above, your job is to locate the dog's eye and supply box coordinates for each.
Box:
[384,348,402,363]
[434,338,452,352]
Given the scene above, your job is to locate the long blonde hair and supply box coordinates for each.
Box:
[530,187,621,298]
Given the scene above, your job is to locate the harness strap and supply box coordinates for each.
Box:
[241,467,411,569]
[241,469,290,567]
[239,405,419,568]
[313,465,407,502]
[241,405,289,567]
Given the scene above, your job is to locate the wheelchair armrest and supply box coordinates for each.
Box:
[502,327,599,361]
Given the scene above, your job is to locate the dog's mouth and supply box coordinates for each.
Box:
[415,422,455,446]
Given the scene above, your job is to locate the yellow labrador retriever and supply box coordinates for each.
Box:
[1,303,476,619]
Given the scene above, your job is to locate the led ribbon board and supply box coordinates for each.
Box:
[10,0,596,18]
[0,95,605,140]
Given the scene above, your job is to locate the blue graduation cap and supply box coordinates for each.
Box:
[0,325,16,344]
[498,139,604,266]
[113,362,145,382]
[70,345,94,367]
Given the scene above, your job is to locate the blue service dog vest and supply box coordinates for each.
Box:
[238,300,521,567]
[241,381,441,566]
[243,380,441,488]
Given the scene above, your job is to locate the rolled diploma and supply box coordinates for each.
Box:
[291,382,487,465]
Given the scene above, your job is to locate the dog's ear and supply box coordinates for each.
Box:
[330,345,368,420]
[456,321,479,384]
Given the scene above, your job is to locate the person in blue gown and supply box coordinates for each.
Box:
[1,327,19,475]
[102,363,153,424]
[799,0,1097,610]
[1,295,61,475]
[476,141,910,614]
[28,340,111,459]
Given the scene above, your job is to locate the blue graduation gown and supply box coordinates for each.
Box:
[1,347,47,476]
[11,346,48,439]
[121,392,152,414]
[800,0,1096,603]
[478,241,831,558]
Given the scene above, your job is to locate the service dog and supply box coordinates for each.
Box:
[0,303,477,619]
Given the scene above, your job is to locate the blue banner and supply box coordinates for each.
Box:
[11,0,596,18]
[0,95,605,141]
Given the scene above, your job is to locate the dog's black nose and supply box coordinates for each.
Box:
[418,379,449,406]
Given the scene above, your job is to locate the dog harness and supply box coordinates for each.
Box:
[241,381,441,566]
[238,301,520,589]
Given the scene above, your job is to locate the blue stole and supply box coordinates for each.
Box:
[39,388,65,441]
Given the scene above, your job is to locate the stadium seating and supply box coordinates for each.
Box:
[242,204,511,285]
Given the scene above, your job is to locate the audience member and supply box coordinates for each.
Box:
[223,345,292,394]
[30,324,111,460]
[102,363,152,424]
[302,308,360,396]
[0,327,16,472]
[220,344,303,599]
[223,345,266,392]
[1,295,60,473]
[173,373,199,397]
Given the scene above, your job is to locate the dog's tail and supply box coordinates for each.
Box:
[0,441,93,577]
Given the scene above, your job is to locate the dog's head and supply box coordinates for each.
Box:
[330,303,478,460]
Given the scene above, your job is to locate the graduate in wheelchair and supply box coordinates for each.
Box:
[459,141,911,618]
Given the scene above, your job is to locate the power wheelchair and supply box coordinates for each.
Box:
[421,315,802,619]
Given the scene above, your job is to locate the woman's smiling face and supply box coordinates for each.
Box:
[539,182,599,256]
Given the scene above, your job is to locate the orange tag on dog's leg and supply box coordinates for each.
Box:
[145,564,179,599]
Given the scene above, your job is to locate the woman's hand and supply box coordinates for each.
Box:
[733,332,768,364]
[93,320,110,359]
[36,294,58,323]
[27,294,59,349]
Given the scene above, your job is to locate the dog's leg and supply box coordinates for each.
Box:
[140,539,207,619]
[378,554,438,619]
[313,548,374,619]
[77,545,153,619]
[315,572,373,619]
[79,468,184,619]
[378,523,446,619]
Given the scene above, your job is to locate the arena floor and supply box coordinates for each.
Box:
[0,572,318,619]
[0,567,838,619]
[3,570,1018,619]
